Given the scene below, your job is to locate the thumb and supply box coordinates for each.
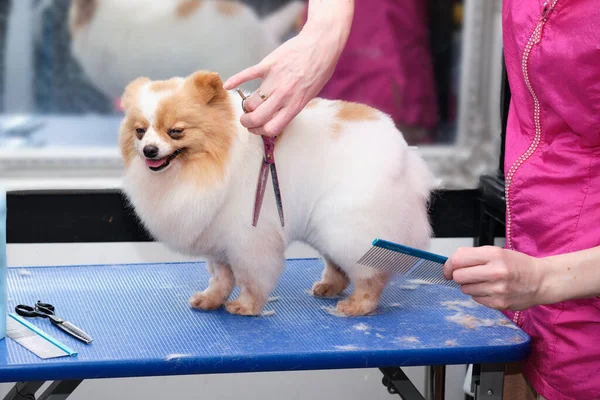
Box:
[223,63,267,90]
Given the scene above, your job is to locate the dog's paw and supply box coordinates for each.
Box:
[311,281,344,298]
[225,299,261,316]
[335,297,377,317]
[189,291,224,310]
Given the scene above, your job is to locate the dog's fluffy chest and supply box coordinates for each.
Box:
[123,161,229,257]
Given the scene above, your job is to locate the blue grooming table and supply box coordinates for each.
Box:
[0,259,529,400]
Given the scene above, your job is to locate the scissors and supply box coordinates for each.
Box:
[237,88,285,227]
[15,300,93,344]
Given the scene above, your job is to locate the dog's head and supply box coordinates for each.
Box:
[119,71,235,180]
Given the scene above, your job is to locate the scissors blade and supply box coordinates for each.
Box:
[252,161,270,227]
[56,320,93,344]
[269,162,284,227]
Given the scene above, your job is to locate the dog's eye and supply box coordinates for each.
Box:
[168,128,184,137]
[134,127,146,139]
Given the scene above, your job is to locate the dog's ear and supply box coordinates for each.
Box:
[186,71,226,104]
[121,76,150,111]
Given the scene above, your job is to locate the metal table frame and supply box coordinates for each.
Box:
[3,364,506,400]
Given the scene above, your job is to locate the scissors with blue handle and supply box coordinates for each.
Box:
[15,300,93,344]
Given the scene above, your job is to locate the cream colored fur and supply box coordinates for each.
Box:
[120,76,438,317]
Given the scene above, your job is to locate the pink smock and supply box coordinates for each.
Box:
[502,1,600,398]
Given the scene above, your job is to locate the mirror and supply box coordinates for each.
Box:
[0,0,503,190]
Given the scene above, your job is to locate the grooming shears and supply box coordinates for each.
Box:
[237,88,285,227]
[15,300,94,344]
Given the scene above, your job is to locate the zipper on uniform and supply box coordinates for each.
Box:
[505,0,558,325]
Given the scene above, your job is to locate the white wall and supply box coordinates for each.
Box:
[0,237,496,400]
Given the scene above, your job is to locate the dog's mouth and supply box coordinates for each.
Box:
[145,148,184,171]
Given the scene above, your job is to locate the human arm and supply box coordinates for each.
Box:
[222,0,354,137]
[442,245,600,310]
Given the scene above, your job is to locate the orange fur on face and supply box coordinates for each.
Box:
[156,72,234,185]
[216,1,243,16]
[119,77,151,167]
[70,0,97,33]
[119,71,236,188]
[119,121,137,168]
[149,78,181,93]
[176,0,203,18]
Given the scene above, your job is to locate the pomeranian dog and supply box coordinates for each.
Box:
[119,71,437,317]
[68,0,304,100]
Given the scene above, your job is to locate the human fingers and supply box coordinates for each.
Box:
[443,246,501,279]
[460,281,506,298]
[223,63,268,90]
[240,91,284,129]
[452,263,509,285]
[249,104,299,137]
[242,87,273,113]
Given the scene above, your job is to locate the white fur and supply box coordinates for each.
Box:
[134,83,181,160]
[139,82,181,125]
[122,90,438,314]
[68,0,305,99]
[136,128,174,161]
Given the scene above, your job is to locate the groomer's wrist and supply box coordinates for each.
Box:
[533,256,559,306]
[303,0,353,54]
[536,252,584,305]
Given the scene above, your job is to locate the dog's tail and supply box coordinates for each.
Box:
[262,1,306,39]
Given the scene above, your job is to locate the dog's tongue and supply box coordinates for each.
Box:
[145,158,166,168]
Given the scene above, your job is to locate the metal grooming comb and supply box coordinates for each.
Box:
[357,239,460,288]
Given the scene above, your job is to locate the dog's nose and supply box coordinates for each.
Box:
[143,145,159,158]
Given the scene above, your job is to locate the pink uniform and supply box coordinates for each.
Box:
[311,0,439,141]
[502,0,600,398]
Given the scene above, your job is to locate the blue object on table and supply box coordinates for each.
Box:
[358,238,459,288]
[0,259,530,383]
[0,188,6,340]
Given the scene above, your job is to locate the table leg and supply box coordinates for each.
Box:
[433,365,446,400]
[37,381,82,400]
[2,381,45,400]
[2,380,82,400]
[380,367,425,400]
[472,363,504,400]
[380,365,446,400]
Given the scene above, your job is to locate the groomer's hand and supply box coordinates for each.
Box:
[443,246,543,311]
[223,0,353,137]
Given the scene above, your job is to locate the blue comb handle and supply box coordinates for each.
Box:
[9,313,78,357]
[372,238,448,264]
